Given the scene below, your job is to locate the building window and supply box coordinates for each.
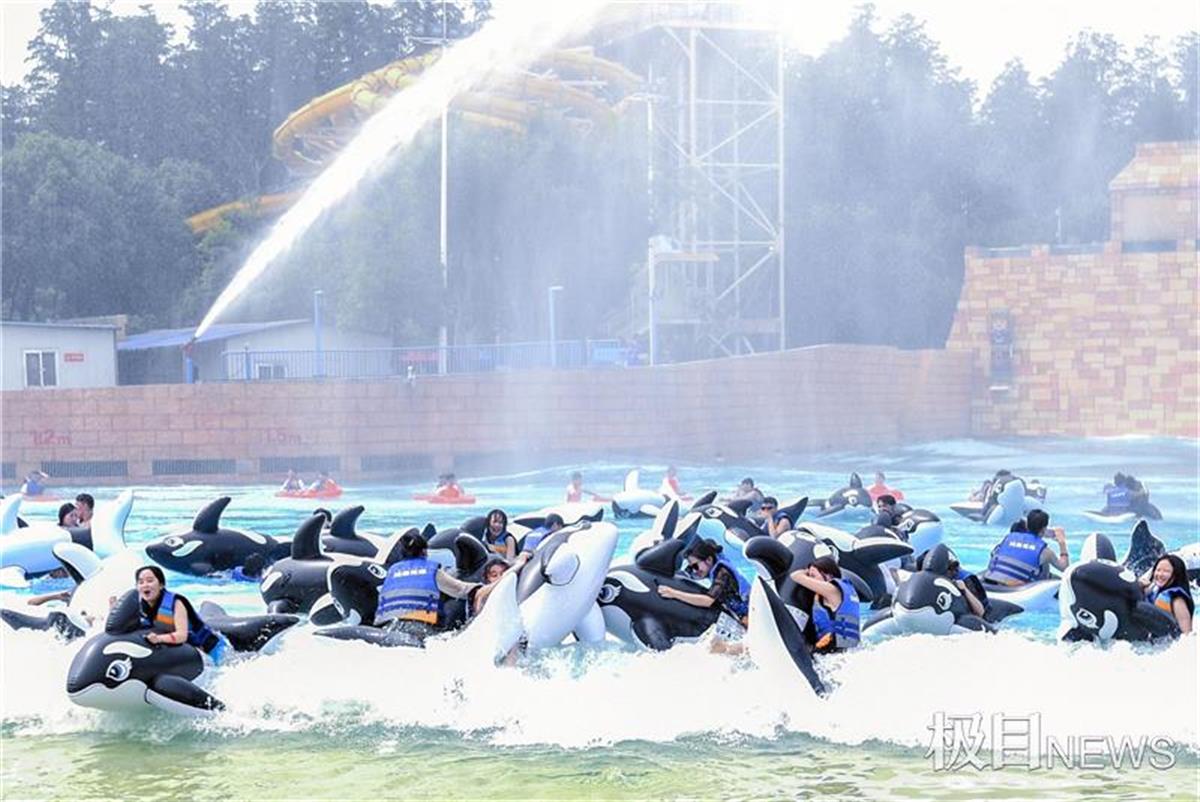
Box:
[254,362,286,380]
[24,350,58,387]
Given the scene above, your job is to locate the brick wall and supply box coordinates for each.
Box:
[0,345,972,485]
[946,244,1199,437]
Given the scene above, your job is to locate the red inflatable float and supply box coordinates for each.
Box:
[276,485,343,500]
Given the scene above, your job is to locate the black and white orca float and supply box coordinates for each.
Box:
[1057,558,1179,644]
[146,497,290,576]
[862,545,1021,639]
[1177,543,1200,583]
[321,528,485,637]
[949,475,1029,527]
[598,536,723,650]
[811,473,873,521]
[621,498,704,563]
[611,469,666,519]
[794,522,910,609]
[890,507,945,558]
[66,589,299,716]
[319,505,391,558]
[258,514,382,623]
[0,491,134,581]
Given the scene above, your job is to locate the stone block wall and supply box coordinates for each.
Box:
[0,345,972,486]
[946,243,1199,437]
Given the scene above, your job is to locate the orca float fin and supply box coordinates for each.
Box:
[147,674,224,716]
[747,577,825,696]
[632,616,673,651]
[849,473,863,489]
[690,490,718,510]
[192,496,232,535]
[52,541,103,585]
[290,515,326,560]
[329,506,366,539]
[623,469,640,493]
[90,489,134,558]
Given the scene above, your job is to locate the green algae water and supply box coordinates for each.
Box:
[2,439,1198,799]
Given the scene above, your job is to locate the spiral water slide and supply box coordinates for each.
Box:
[186,46,641,234]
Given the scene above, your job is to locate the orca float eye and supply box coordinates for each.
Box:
[1075,608,1098,629]
[597,584,619,604]
[164,536,184,548]
[936,591,952,611]
[105,658,132,683]
[367,564,387,580]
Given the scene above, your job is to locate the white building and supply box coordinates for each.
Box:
[0,321,118,391]
[117,319,393,384]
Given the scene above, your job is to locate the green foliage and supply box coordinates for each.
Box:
[0,1,1194,352]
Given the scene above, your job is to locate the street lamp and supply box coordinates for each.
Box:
[548,285,564,368]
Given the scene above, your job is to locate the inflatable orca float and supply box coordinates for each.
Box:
[811,473,873,520]
[1058,558,1179,643]
[146,497,290,576]
[323,522,617,651]
[0,491,134,580]
[949,475,1028,527]
[862,545,1021,639]
[610,470,666,519]
[322,528,485,632]
[258,514,392,623]
[1177,543,1200,583]
[745,577,826,696]
[599,536,725,650]
[621,499,705,563]
[793,521,909,609]
[891,507,945,558]
[318,505,390,558]
[66,589,298,716]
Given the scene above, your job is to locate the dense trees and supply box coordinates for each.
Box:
[1,1,1195,349]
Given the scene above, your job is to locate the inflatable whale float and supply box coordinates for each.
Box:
[610,470,666,519]
[1057,543,1179,644]
[790,521,910,609]
[146,497,290,576]
[949,475,1030,527]
[66,589,298,716]
[599,535,727,650]
[0,491,134,581]
[810,473,873,521]
[862,545,1023,640]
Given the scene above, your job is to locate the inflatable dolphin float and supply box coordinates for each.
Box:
[811,473,873,521]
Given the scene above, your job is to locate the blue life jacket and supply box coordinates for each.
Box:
[140,589,219,653]
[1148,585,1189,615]
[522,527,549,553]
[713,556,750,619]
[21,477,43,495]
[1104,485,1132,513]
[376,557,441,626]
[811,578,860,651]
[484,529,513,555]
[983,531,1046,584]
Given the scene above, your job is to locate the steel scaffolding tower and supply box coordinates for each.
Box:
[633,3,786,363]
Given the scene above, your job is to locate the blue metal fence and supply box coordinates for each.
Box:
[220,339,631,381]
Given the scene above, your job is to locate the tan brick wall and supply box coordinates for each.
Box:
[0,345,972,485]
[946,244,1199,438]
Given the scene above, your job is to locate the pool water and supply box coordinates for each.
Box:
[2,437,1197,799]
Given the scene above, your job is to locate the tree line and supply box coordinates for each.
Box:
[2,2,1195,350]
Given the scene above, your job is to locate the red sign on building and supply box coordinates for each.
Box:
[63,352,85,362]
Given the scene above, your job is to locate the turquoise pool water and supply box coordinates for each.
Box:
[2,437,1197,799]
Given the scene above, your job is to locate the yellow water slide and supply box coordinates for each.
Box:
[188,46,641,234]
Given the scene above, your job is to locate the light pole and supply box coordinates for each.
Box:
[313,289,324,379]
[548,285,564,368]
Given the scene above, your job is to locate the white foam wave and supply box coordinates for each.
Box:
[5,626,1195,752]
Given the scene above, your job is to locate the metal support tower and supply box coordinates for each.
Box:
[638,2,785,361]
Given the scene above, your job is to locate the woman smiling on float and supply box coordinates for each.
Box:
[1140,555,1193,635]
[790,557,860,653]
[482,509,517,560]
[135,566,228,662]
